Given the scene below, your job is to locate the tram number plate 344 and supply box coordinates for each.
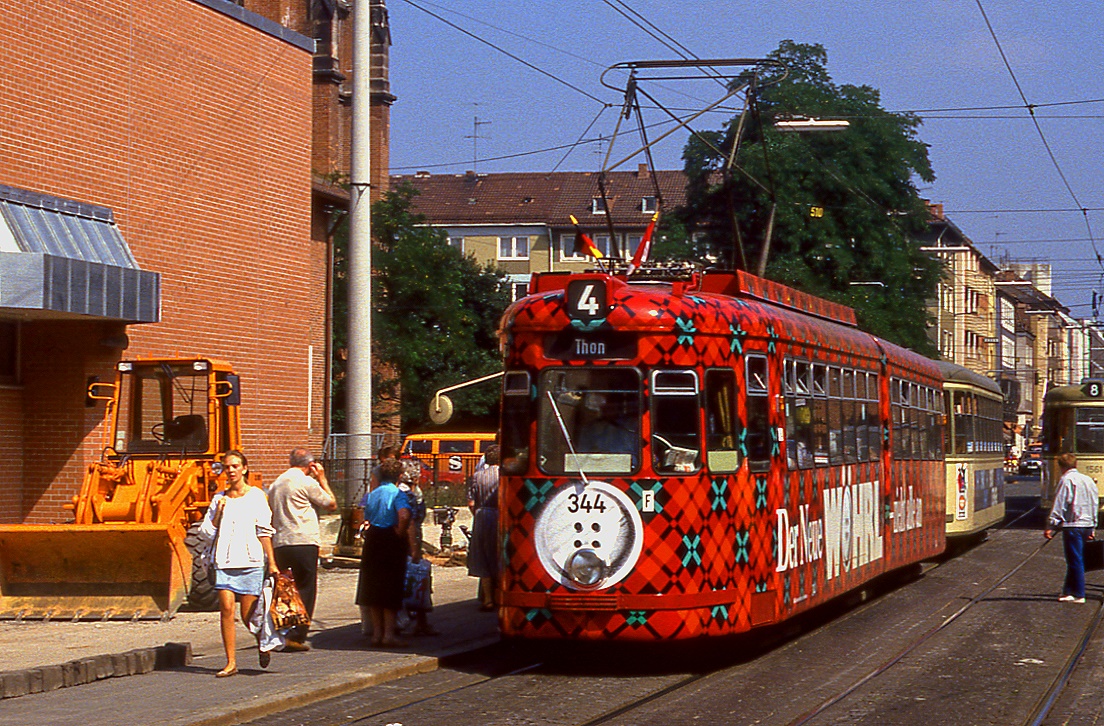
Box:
[567,491,608,514]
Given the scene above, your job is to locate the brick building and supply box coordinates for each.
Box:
[0,1,320,522]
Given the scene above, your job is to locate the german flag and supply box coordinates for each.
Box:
[569,215,604,259]
[628,210,659,273]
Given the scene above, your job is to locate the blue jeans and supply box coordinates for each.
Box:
[1062,527,1091,598]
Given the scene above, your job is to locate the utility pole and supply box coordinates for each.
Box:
[346,0,373,463]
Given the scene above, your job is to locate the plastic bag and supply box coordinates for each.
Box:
[403,558,433,613]
[271,569,311,630]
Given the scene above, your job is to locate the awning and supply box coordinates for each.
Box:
[0,184,159,322]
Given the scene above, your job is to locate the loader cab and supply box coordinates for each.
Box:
[108,359,238,456]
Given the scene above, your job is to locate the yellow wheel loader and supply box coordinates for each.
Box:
[0,358,252,620]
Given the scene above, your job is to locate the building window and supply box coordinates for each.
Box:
[0,321,17,385]
[626,234,643,257]
[498,236,529,260]
[964,330,981,358]
[560,233,584,261]
[591,198,607,215]
[512,282,529,301]
[641,196,657,213]
[965,288,980,314]
[447,236,464,253]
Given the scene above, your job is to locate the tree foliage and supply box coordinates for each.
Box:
[332,184,511,431]
[672,41,942,355]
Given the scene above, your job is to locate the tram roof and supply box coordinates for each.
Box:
[1045,381,1104,403]
[935,360,1002,395]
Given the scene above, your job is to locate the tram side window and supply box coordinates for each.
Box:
[787,360,815,469]
[855,372,869,462]
[812,364,829,466]
[928,388,943,460]
[953,390,973,455]
[1076,408,1104,453]
[909,384,923,460]
[500,371,532,474]
[705,369,740,473]
[868,373,882,460]
[746,356,772,472]
[652,371,702,474]
[842,369,857,464]
[827,367,843,465]
[892,380,907,460]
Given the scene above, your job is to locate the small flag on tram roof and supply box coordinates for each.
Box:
[628,210,659,273]
[569,214,604,259]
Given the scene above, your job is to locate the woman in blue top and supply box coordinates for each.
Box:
[356,457,412,647]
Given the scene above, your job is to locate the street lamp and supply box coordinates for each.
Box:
[774,117,850,132]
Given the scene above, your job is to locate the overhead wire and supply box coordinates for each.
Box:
[395,0,608,105]
[973,0,1102,274]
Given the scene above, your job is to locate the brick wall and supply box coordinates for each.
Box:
[0,1,316,520]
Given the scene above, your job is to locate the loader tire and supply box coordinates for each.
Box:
[185,523,218,611]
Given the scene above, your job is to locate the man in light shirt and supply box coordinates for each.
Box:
[268,448,338,649]
[1044,452,1100,603]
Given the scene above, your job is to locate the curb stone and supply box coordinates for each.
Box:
[0,642,186,699]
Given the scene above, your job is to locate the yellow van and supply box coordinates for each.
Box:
[401,432,497,484]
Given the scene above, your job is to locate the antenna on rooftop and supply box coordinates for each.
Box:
[465,112,491,172]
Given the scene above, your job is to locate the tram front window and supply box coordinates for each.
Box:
[1076,409,1104,453]
[537,368,641,475]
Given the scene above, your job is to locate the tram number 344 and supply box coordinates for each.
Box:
[567,491,608,514]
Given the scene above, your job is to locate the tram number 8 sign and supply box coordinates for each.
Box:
[1083,379,1104,398]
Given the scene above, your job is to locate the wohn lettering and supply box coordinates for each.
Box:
[776,473,885,581]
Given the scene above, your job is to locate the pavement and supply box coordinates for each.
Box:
[0,513,494,726]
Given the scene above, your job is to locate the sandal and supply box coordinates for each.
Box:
[216,666,238,678]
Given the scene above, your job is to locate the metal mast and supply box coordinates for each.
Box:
[347,0,373,462]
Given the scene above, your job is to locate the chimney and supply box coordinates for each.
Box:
[637,162,649,177]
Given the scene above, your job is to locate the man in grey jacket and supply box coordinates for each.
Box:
[1044,452,1099,603]
[268,448,338,648]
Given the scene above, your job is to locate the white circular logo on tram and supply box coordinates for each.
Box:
[533,480,644,590]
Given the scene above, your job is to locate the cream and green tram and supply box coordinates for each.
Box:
[938,361,1006,536]
[1041,380,1104,510]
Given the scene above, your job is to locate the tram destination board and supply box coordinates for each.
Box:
[545,330,636,360]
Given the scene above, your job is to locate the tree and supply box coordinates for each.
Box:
[674,41,942,355]
[332,184,512,431]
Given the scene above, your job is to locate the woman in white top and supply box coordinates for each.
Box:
[199,450,279,677]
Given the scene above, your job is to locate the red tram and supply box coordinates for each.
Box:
[496,268,945,641]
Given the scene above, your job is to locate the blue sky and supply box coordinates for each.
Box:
[385,0,1104,318]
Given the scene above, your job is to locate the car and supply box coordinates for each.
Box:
[1018,444,1044,476]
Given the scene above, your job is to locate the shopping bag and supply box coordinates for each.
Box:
[403,558,433,613]
[1085,538,1104,572]
[271,570,311,630]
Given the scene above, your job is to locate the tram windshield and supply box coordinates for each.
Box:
[537,368,641,475]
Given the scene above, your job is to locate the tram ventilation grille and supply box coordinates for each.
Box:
[550,594,618,611]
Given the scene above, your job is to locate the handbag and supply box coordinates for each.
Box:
[403,558,433,613]
[270,570,311,630]
[1085,538,1104,572]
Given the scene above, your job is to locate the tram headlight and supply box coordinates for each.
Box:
[567,549,605,587]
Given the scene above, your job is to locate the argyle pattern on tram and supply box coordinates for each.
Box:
[499,274,945,641]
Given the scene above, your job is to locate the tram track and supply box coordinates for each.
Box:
[255,505,1089,726]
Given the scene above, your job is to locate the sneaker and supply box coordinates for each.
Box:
[283,640,311,652]
[1073,597,1087,604]
[1059,595,1076,601]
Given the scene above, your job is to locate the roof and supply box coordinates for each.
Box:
[994,280,1067,313]
[391,167,687,230]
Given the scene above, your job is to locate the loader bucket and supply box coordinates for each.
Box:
[0,524,189,620]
